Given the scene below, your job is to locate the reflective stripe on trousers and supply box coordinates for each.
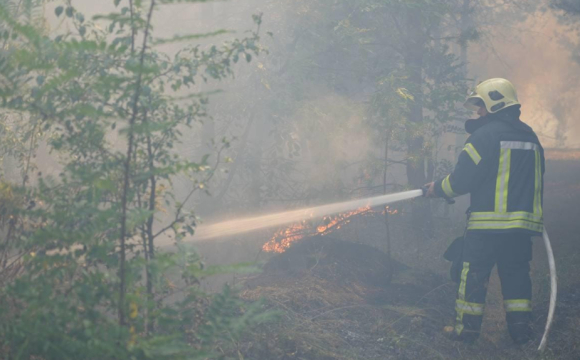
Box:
[455,262,486,335]
[504,299,532,312]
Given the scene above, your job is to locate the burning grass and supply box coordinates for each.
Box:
[262,205,399,253]
[262,206,374,253]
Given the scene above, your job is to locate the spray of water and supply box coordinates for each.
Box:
[192,190,424,241]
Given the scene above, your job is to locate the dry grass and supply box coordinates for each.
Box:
[240,251,580,360]
[241,275,373,359]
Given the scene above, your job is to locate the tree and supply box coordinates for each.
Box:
[0,1,272,358]
[322,0,468,240]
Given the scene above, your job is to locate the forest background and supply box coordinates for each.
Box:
[0,0,579,359]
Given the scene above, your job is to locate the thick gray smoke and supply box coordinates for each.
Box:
[469,10,580,148]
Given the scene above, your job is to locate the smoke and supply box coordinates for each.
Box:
[468,10,580,148]
[288,93,372,194]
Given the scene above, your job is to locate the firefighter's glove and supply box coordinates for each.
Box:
[423,182,437,198]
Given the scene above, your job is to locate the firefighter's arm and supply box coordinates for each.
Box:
[433,135,490,198]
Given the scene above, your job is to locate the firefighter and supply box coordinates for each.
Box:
[425,78,545,344]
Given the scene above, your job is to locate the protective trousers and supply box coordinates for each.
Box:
[455,232,533,344]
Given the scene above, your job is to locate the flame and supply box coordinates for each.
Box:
[261,222,310,253]
[385,206,399,215]
[262,205,375,253]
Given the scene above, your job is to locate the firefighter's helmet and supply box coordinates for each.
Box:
[464,78,520,114]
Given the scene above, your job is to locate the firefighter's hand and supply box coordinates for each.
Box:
[424,182,436,198]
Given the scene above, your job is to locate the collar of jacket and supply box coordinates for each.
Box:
[464,106,532,135]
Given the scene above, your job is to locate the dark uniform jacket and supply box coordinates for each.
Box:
[435,107,545,236]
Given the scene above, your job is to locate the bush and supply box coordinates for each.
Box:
[0,1,271,358]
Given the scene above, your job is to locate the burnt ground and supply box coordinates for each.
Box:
[233,159,580,360]
[241,236,455,360]
[259,235,409,288]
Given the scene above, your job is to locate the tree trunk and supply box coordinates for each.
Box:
[460,0,471,73]
[404,7,433,243]
[383,132,393,284]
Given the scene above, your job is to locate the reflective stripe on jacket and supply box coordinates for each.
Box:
[435,110,545,235]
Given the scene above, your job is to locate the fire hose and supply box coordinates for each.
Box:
[539,227,557,352]
[193,188,556,350]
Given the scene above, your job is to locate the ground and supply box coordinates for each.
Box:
[201,159,580,360]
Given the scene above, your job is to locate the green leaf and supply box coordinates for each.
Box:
[55,6,64,17]
[79,26,86,37]
[94,179,115,191]
[245,53,252,62]
[114,0,121,7]
[65,7,74,18]
[127,208,155,232]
